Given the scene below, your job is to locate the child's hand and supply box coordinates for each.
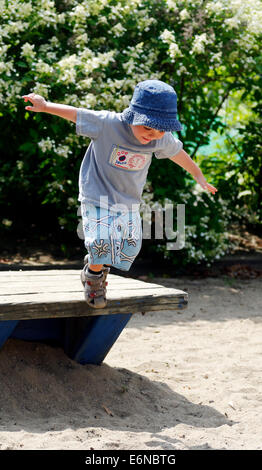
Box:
[22,93,47,112]
[194,175,218,195]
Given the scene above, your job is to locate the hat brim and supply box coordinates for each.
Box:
[121,107,182,132]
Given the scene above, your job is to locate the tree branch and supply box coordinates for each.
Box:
[225,132,243,158]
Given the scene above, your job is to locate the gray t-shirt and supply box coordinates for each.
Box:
[76,109,183,212]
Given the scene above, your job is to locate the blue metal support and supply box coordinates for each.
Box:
[0,314,132,365]
[64,313,132,365]
[0,320,19,349]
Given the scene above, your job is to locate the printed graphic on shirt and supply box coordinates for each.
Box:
[109,146,151,171]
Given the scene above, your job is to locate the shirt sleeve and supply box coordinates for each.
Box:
[76,108,106,139]
[154,132,183,159]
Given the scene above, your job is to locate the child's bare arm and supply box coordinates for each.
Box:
[22,93,77,123]
[169,149,217,195]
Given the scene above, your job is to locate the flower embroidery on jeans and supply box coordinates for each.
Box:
[92,239,110,257]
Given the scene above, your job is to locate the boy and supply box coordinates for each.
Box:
[23,80,217,308]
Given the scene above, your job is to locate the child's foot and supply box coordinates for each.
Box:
[80,260,110,308]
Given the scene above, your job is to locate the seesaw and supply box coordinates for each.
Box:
[0,270,188,364]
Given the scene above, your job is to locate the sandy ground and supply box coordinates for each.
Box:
[0,274,262,451]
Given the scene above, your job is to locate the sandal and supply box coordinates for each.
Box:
[80,259,110,308]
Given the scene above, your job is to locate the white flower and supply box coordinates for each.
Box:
[169,42,182,59]
[177,65,187,75]
[0,61,14,76]
[78,78,93,90]
[205,1,224,14]
[67,197,77,207]
[98,16,108,25]
[82,0,105,17]
[16,160,24,171]
[38,137,54,152]
[160,29,182,60]
[50,36,59,47]
[35,60,53,75]
[211,52,222,64]
[112,22,126,37]
[160,29,175,44]
[192,33,208,54]
[57,13,65,24]
[180,9,190,20]
[21,42,36,61]
[36,0,57,26]
[0,44,10,56]
[58,54,81,69]
[121,94,132,107]
[75,33,89,46]
[56,145,71,158]
[224,0,262,34]
[3,20,26,35]
[40,0,55,9]
[16,1,33,18]
[79,93,97,108]
[224,16,240,29]
[2,219,12,227]
[166,0,177,10]
[32,83,50,97]
[74,4,89,20]
[57,54,81,84]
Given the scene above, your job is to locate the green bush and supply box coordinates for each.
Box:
[0,0,261,264]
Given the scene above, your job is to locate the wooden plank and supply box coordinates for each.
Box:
[0,297,187,320]
[0,282,182,294]
[0,270,174,284]
[0,275,180,291]
[0,288,185,299]
[0,270,188,320]
[0,271,184,287]
[0,285,185,299]
[0,272,186,297]
[0,291,185,307]
[0,273,171,286]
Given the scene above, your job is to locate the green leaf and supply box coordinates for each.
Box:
[17,61,28,68]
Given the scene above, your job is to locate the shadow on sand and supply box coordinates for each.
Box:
[0,339,233,442]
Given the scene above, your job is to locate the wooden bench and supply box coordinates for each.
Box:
[0,270,188,365]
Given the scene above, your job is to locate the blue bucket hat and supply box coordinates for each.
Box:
[121,79,182,132]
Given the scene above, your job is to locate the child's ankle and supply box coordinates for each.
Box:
[87,264,103,276]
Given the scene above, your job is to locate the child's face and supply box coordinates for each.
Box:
[130,125,165,145]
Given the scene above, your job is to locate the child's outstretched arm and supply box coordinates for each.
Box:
[22,93,77,123]
[169,149,217,195]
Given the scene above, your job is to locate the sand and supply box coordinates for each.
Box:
[0,275,261,451]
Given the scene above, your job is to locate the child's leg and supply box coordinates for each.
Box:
[81,260,110,308]
[88,263,103,272]
[88,264,111,272]
[80,203,112,307]
[80,202,141,306]
[111,210,142,271]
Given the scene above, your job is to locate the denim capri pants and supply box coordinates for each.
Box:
[81,202,142,271]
